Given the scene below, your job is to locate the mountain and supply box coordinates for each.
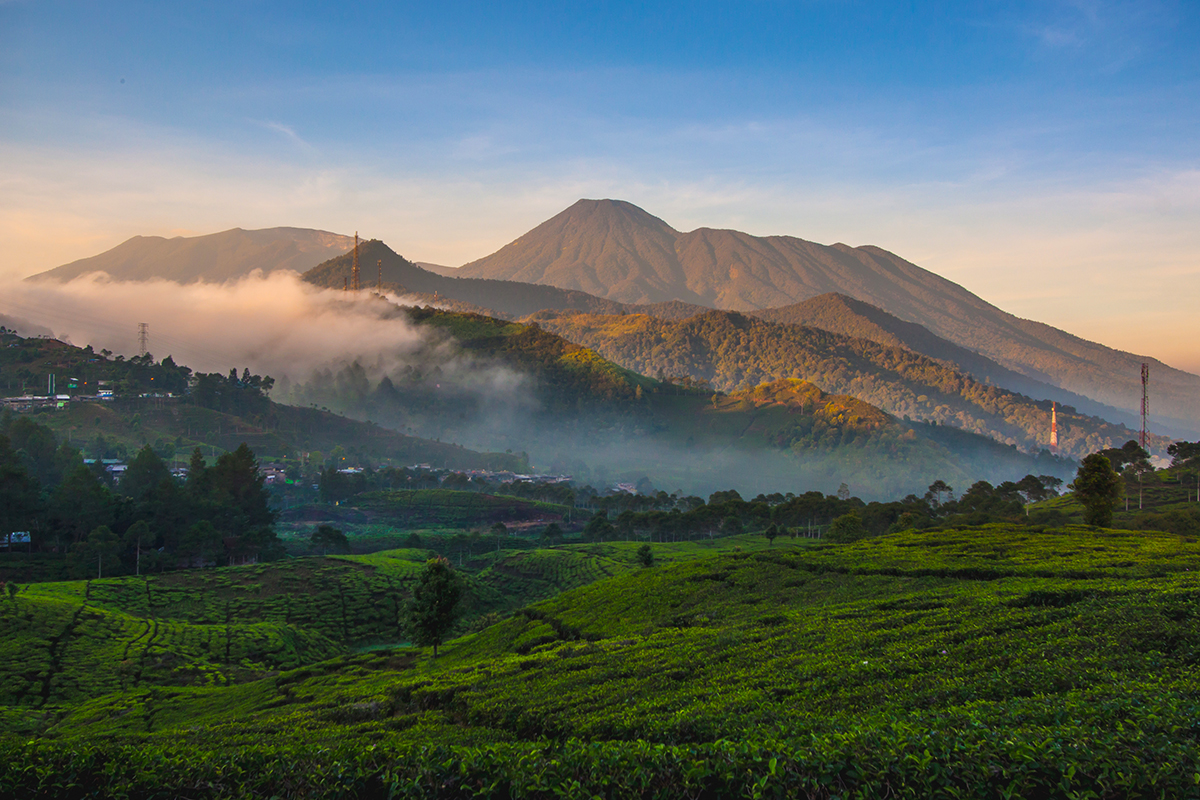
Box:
[414,261,461,277]
[456,199,1200,429]
[525,308,1170,460]
[302,239,631,317]
[280,304,1068,498]
[753,293,1160,435]
[28,227,356,283]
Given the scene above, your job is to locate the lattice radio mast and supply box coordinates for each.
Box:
[1140,363,1150,449]
[1049,401,1058,453]
[351,232,360,291]
[137,322,149,357]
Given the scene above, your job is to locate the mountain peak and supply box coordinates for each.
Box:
[557,198,678,232]
[28,227,355,284]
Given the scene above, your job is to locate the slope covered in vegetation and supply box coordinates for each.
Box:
[6,525,1200,797]
[528,309,1167,459]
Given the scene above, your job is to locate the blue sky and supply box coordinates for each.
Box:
[2,1,1198,369]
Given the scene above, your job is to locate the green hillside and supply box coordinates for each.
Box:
[752,293,1155,434]
[7,526,1200,797]
[279,306,1066,498]
[0,328,524,470]
[528,308,1168,460]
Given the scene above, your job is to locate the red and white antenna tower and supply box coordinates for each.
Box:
[1049,401,1058,452]
[1140,363,1149,449]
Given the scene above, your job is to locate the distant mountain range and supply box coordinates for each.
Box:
[454,199,1199,429]
[27,227,356,283]
[26,204,1198,435]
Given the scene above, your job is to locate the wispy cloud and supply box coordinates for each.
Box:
[252,119,316,153]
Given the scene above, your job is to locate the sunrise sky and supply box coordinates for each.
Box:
[2,1,1198,371]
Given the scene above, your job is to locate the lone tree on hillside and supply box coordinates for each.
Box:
[636,544,654,567]
[406,556,463,658]
[1073,453,1124,528]
[311,524,350,555]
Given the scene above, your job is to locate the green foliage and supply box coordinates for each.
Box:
[534,310,1160,459]
[1074,453,1124,527]
[636,543,654,567]
[310,524,349,554]
[190,368,274,417]
[406,557,463,657]
[826,511,867,542]
[11,527,1200,796]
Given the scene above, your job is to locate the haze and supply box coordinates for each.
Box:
[1,1,1198,372]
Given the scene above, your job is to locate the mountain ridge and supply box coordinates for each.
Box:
[455,199,1200,426]
[27,227,356,284]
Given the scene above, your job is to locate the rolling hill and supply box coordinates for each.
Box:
[753,293,1158,434]
[280,306,1066,497]
[0,329,525,472]
[11,527,1200,797]
[456,199,1200,429]
[27,227,356,284]
[526,308,1170,460]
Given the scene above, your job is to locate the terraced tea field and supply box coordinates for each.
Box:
[14,525,1200,798]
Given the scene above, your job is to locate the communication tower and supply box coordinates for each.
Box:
[377,259,382,291]
[1049,401,1058,452]
[351,232,360,291]
[137,322,149,357]
[1140,363,1150,449]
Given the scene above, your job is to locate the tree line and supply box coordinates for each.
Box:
[1,412,282,577]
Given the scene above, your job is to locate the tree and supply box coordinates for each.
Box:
[75,525,121,579]
[721,515,744,536]
[1168,441,1200,467]
[926,480,952,507]
[51,465,119,550]
[827,511,867,543]
[406,556,463,657]
[1074,453,1123,528]
[185,448,209,495]
[0,434,40,547]
[311,524,349,555]
[179,520,223,566]
[583,513,613,542]
[121,445,171,501]
[764,524,779,546]
[123,519,151,576]
[490,521,508,537]
[636,544,654,567]
[541,522,563,544]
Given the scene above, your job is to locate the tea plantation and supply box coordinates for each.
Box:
[4,526,1200,798]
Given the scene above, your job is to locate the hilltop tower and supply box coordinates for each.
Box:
[1049,401,1058,453]
[1140,363,1149,448]
[377,259,382,291]
[351,232,360,291]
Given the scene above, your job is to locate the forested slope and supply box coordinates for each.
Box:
[529,309,1169,459]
